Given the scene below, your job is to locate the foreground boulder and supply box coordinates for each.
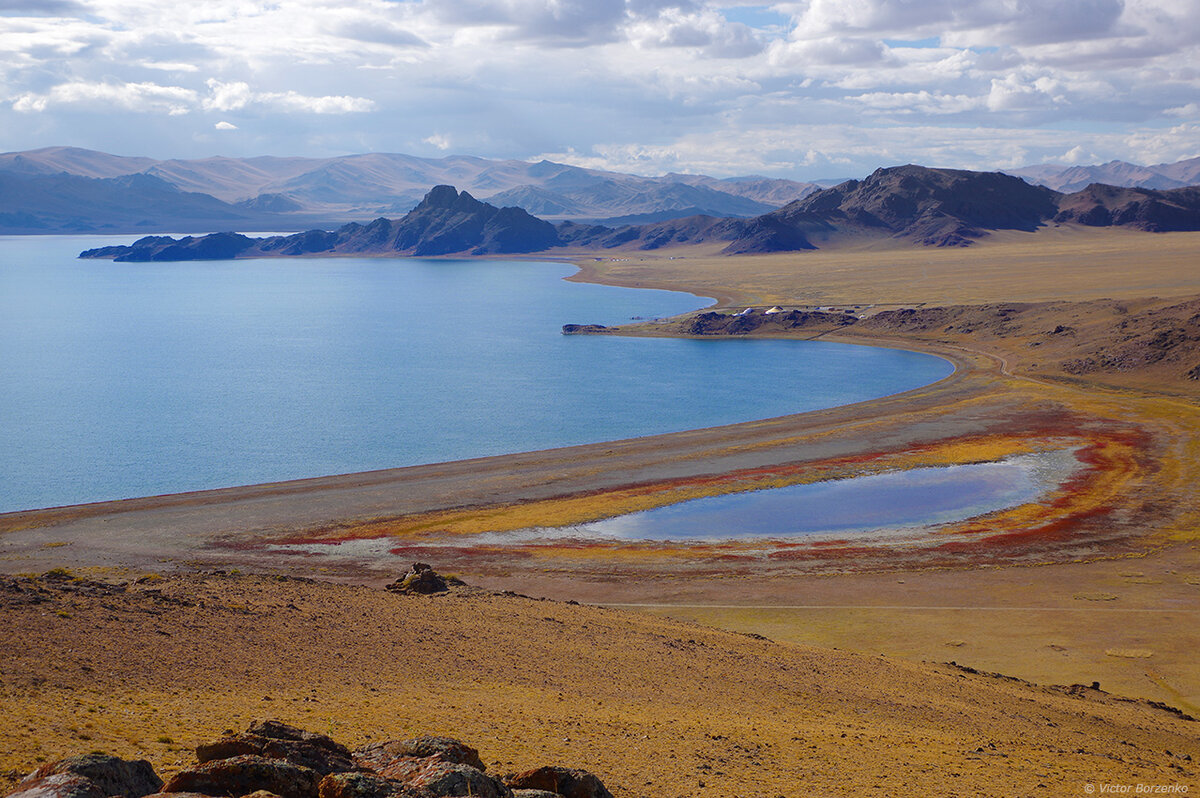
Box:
[384,564,463,595]
[317,773,431,798]
[197,721,356,775]
[12,754,163,798]
[161,755,320,798]
[504,768,613,798]
[354,738,484,773]
[7,722,609,798]
[382,760,508,798]
[7,773,108,798]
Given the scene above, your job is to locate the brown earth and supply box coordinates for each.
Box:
[2,572,1197,798]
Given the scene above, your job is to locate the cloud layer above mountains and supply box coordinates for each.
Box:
[1,0,1197,178]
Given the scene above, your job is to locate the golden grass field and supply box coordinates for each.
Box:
[564,227,1200,307]
[2,572,1197,798]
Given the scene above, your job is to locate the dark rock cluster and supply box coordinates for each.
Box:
[681,308,857,336]
[5,721,613,798]
[384,564,464,596]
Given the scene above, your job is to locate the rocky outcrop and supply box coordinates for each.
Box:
[384,564,464,595]
[195,721,356,775]
[9,755,162,798]
[6,772,109,798]
[560,324,610,335]
[6,722,612,798]
[503,768,613,798]
[680,308,858,335]
[1053,184,1200,232]
[317,773,427,798]
[162,755,321,798]
[724,165,1061,252]
[355,739,484,773]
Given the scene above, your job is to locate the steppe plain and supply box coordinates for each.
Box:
[3,225,1199,796]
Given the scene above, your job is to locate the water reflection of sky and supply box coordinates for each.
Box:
[510,451,1079,543]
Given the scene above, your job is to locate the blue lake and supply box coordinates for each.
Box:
[0,236,953,513]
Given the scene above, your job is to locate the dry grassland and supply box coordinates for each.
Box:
[2,573,1197,798]
[563,227,1200,307]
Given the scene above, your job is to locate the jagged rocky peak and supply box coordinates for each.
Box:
[417,184,485,212]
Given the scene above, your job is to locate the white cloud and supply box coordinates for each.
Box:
[849,90,980,115]
[214,120,238,130]
[139,61,201,72]
[1164,103,1200,119]
[12,80,197,115]
[266,91,375,114]
[627,7,762,57]
[203,79,253,112]
[985,73,1059,112]
[0,0,1197,174]
[203,79,374,114]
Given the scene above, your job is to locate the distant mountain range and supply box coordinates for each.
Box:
[5,145,1199,236]
[81,166,1200,262]
[1005,157,1200,193]
[0,146,822,234]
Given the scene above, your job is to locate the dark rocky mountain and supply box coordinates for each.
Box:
[723,165,1061,252]
[78,167,1200,262]
[1053,184,1200,232]
[558,214,747,250]
[81,186,560,261]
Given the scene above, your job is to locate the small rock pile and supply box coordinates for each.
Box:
[384,564,464,596]
[7,721,613,798]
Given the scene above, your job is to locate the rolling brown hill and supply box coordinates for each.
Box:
[1054,183,1200,231]
[2,571,1196,798]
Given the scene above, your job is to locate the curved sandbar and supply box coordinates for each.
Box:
[0,330,1183,583]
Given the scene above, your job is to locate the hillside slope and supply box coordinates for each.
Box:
[724,165,1061,252]
[2,572,1195,797]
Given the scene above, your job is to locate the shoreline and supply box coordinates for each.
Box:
[0,335,976,545]
[4,244,1199,712]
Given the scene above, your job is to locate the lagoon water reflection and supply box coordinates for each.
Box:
[521,451,1079,542]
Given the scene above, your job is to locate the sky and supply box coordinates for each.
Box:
[1,0,1198,180]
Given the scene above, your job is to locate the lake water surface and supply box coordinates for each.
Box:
[0,236,953,513]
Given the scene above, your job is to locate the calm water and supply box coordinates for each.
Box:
[0,236,953,513]
[498,450,1078,542]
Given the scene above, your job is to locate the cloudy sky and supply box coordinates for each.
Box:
[1,0,1197,179]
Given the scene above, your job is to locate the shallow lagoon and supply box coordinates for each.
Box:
[492,450,1080,543]
[0,236,953,512]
